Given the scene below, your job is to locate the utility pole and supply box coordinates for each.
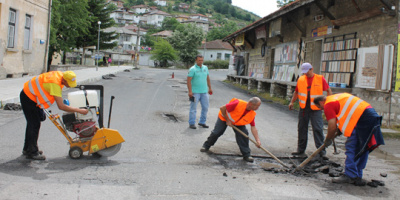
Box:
[97,21,101,71]
[134,21,140,69]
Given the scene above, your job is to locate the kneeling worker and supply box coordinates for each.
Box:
[314,93,384,186]
[200,97,262,162]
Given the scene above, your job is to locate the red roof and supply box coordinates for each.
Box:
[199,40,233,50]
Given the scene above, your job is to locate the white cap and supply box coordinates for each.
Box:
[300,63,312,74]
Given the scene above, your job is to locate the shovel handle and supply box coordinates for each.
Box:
[232,126,289,168]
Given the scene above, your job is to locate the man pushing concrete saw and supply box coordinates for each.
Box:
[200,97,261,162]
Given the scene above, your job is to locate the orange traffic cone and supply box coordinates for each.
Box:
[172,72,174,79]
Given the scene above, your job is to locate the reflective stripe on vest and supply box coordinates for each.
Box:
[297,74,323,110]
[23,71,64,109]
[218,98,256,126]
[325,93,370,137]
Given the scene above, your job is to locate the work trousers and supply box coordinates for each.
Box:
[189,93,209,125]
[297,106,325,154]
[20,90,42,155]
[202,118,251,157]
[344,108,380,179]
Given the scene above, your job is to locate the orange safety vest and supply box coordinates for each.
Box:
[218,98,256,126]
[23,71,64,109]
[325,93,370,137]
[297,74,323,110]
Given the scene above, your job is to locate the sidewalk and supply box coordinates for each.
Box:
[0,66,133,108]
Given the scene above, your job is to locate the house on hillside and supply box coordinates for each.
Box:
[144,10,171,27]
[154,0,167,7]
[104,27,141,51]
[0,0,52,79]
[198,40,233,61]
[190,14,208,21]
[176,14,190,22]
[181,19,209,33]
[108,0,124,9]
[223,0,400,125]
[125,25,148,36]
[178,3,190,12]
[131,4,149,14]
[151,30,173,39]
[110,10,136,25]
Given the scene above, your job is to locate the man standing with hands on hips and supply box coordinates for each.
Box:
[187,55,213,129]
[288,63,332,158]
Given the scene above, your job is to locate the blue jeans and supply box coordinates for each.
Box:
[345,131,369,179]
[189,93,209,125]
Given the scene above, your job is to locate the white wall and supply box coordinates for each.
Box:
[200,49,232,61]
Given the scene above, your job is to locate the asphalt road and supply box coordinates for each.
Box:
[0,66,399,199]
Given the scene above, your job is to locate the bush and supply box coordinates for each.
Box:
[203,60,229,69]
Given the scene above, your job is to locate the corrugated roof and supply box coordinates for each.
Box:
[198,40,233,50]
[151,30,173,37]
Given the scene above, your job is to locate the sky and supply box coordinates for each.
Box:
[231,0,279,18]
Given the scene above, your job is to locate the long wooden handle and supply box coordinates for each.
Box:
[232,126,289,168]
[295,143,326,170]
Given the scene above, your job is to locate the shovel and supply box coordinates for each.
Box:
[232,126,289,168]
[295,131,341,171]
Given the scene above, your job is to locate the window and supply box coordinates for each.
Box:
[225,53,231,61]
[8,9,16,48]
[24,15,32,50]
[217,53,221,60]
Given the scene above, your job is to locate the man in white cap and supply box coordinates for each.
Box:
[288,63,332,158]
[20,71,88,160]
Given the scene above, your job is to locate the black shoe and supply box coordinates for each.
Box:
[243,156,254,162]
[200,147,209,152]
[353,177,367,186]
[189,125,197,129]
[198,123,209,128]
[23,150,43,156]
[291,151,307,157]
[26,153,46,160]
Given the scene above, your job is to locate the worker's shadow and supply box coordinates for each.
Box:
[0,155,119,180]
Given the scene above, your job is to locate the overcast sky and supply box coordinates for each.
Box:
[231,0,279,18]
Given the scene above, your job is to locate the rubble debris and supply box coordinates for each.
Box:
[3,103,21,111]
[223,172,227,177]
[124,69,130,72]
[371,179,385,186]
[109,74,116,77]
[102,75,112,79]
[380,173,387,177]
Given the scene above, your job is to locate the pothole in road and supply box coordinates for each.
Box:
[161,113,181,122]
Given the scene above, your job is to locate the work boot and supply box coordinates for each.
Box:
[243,156,254,163]
[23,150,43,156]
[332,175,354,184]
[198,123,209,128]
[189,124,197,129]
[353,177,367,186]
[291,151,307,157]
[26,153,46,160]
[200,147,209,152]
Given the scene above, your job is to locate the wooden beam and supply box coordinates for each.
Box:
[331,7,383,26]
[351,0,362,12]
[379,0,392,10]
[227,41,237,52]
[245,37,254,49]
[315,0,336,20]
[286,14,306,37]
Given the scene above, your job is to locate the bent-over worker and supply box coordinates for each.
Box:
[21,71,88,160]
[200,97,261,162]
[314,93,384,186]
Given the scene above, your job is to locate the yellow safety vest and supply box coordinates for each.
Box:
[23,71,64,109]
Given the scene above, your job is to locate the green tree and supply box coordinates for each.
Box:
[151,39,178,67]
[169,24,204,67]
[206,21,238,41]
[277,0,295,7]
[48,0,90,66]
[161,17,180,31]
[123,0,136,7]
[75,0,118,64]
[136,0,144,5]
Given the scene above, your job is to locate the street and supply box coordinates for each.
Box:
[0,66,399,199]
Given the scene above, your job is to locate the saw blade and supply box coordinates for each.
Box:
[96,143,122,157]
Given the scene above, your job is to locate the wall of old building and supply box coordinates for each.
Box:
[0,0,49,79]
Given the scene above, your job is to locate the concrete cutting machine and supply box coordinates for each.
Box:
[45,85,125,159]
